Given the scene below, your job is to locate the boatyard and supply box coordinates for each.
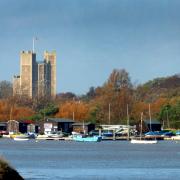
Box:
[0,117,180,142]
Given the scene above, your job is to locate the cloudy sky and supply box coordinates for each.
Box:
[0,0,180,94]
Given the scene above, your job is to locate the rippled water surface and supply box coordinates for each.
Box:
[0,139,180,179]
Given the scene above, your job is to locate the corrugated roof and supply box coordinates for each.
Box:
[46,118,75,123]
[72,122,93,126]
[144,119,161,125]
[0,122,7,126]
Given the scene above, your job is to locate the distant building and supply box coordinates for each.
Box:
[44,51,56,97]
[13,75,21,96]
[13,51,56,98]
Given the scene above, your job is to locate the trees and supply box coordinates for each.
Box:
[1,70,180,128]
[86,69,134,125]
[0,81,13,99]
[55,100,89,122]
[107,69,132,90]
[158,102,180,129]
[39,104,59,117]
[0,99,35,121]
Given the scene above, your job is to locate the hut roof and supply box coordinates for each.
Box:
[144,120,161,125]
[72,122,93,126]
[46,118,74,123]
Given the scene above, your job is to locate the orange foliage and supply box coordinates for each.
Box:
[0,100,10,121]
[0,100,35,121]
[151,98,168,117]
[56,101,89,121]
[131,101,148,120]
[132,98,168,121]
[11,107,35,120]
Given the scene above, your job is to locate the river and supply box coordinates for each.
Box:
[0,139,180,179]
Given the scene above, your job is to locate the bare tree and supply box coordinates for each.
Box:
[107,69,132,90]
[0,81,13,99]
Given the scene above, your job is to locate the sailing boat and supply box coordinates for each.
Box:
[131,112,157,144]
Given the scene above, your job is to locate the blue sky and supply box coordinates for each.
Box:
[0,0,180,94]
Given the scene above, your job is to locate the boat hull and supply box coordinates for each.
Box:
[73,135,102,142]
[131,139,157,144]
[14,137,29,141]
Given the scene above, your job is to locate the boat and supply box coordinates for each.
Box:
[72,134,102,142]
[171,131,180,140]
[131,139,157,144]
[131,112,157,144]
[13,135,29,141]
[47,131,64,138]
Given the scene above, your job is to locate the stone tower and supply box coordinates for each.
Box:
[20,51,37,98]
[44,51,56,98]
[13,50,56,99]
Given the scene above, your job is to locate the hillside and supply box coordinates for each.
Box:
[136,74,180,102]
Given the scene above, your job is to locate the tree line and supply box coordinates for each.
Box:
[1,69,180,129]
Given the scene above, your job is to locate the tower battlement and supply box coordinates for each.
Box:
[13,50,56,99]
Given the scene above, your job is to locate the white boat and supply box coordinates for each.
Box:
[36,131,64,140]
[14,135,29,141]
[131,112,157,144]
[131,139,157,144]
[171,135,180,140]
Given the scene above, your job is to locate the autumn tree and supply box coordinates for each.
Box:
[87,69,134,125]
[0,81,13,99]
[56,100,89,122]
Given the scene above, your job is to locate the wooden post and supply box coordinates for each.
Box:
[99,128,102,136]
[113,129,116,140]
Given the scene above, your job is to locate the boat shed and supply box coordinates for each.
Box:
[7,120,19,133]
[72,122,95,134]
[0,122,7,135]
[45,118,75,133]
[136,120,161,133]
[18,120,39,134]
[144,120,161,131]
[7,120,39,134]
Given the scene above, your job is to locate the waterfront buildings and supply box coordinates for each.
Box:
[13,51,56,99]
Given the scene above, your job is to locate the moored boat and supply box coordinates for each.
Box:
[73,134,102,142]
[14,135,29,141]
[131,139,157,144]
[131,112,158,144]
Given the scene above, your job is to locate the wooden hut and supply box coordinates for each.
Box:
[72,122,95,134]
[44,118,75,134]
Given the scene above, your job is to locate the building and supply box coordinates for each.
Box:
[7,120,39,134]
[0,122,7,135]
[72,122,95,134]
[20,51,37,98]
[136,119,162,133]
[13,75,21,96]
[43,118,74,134]
[13,50,56,98]
[44,51,56,97]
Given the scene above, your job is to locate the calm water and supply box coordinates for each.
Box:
[0,139,180,179]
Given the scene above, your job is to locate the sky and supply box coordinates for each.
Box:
[0,0,180,95]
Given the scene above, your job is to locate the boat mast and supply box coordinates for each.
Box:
[108,103,111,133]
[83,120,85,134]
[140,112,143,140]
[127,104,130,140]
[149,104,152,131]
[108,103,111,125]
